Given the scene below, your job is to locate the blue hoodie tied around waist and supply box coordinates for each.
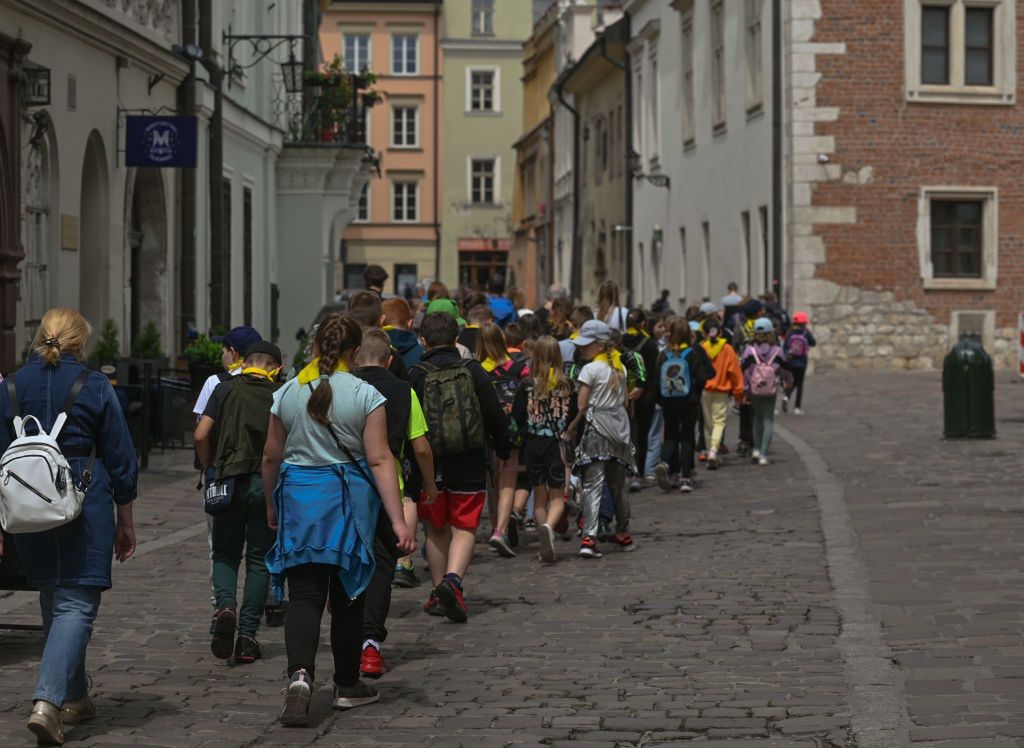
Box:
[266,460,380,601]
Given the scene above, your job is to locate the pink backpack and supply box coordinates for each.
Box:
[748,346,779,397]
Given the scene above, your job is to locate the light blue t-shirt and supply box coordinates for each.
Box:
[271,372,386,466]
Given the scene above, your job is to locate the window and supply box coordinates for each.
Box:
[702,221,711,298]
[391,105,418,147]
[344,33,371,74]
[243,186,253,325]
[921,6,950,84]
[711,1,726,128]
[392,180,418,222]
[344,263,367,291]
[681,14,695,146]
[633,64,644,156]
[745,0,764,110]
[355,183,370,223]
[905,0,1016,104]
[742,210,752,295]
[394,263,418,296]
[471,158,496,205]
[392,34,418,75]
[472,0,494,36]
[470,69,496,111]
[648,48,660,160]
[616,105,623,177]
[919,188,997,289]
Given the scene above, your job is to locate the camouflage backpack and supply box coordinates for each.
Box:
[413,360,486,456]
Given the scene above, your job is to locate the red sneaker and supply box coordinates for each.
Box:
[360,644,385,678]
[423,592,444,617]
[610,532,635,552]
[434,580,468,623]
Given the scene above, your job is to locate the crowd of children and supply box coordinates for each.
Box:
[190,266,815,727]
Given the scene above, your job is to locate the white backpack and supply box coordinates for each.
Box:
[0,371,94,534]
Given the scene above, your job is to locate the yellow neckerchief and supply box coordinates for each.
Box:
[227,360,244,373]
[702,338,727,359]
[465,324,479,330]
[626,327,650,338]
[382,325,396,332]
[743,318,756,335]
[481,356,508,373]
[242,366,281,381]
[297,357,349,386]
[593,350,625,373]
[668,343,690,355]
[569,331,580,340]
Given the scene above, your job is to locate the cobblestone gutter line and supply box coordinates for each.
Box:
[776,424,910,748]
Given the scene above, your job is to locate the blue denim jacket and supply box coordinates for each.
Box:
[0,355,138,589]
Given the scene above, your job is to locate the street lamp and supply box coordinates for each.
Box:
[22,62,51,107]
[281,52,303,94]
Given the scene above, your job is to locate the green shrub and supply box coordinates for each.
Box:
[131,321,165,360]
[92,319,121,365]
[184,334,223,367]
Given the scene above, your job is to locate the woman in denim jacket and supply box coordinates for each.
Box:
[0,308,138,746]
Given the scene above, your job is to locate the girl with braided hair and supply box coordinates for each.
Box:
[261,312,414,727]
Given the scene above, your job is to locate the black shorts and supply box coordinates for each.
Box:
[522,437,567,489]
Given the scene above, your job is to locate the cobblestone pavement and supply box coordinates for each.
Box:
[0,370,1019,746]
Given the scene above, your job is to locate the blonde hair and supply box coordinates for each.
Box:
[597,280,620,324]
[34,308,92,365]
[476,322,509,364]
[530,336,569,400]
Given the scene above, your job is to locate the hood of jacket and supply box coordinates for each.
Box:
[387,328,420,356]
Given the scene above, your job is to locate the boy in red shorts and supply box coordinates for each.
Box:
[410,311,511,623]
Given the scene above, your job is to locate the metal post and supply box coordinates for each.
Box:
[178,0,198,347]
[200,0,227,329]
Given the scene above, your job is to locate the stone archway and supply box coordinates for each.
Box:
[127,168,167,345]
[79,130,110,330]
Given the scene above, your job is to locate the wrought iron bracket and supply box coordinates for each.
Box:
[222,30,307,79]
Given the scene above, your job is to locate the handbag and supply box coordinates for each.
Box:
[203,465,235,515]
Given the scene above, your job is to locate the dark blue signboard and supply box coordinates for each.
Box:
[125,115,197,168]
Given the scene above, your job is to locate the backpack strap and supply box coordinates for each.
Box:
[62,370,97,490]
[6,377,19,441]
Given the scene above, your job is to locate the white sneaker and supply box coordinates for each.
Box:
[751,449,762,464]
[794,408,803,415]
[781,396,789,413]
[758,457,769,466]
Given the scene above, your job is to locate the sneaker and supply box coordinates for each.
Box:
[210,606,237,660]
[698,451,708,463]
[751,449,762,464]
[679,478,694,493]
[434,579,468,623]
[264,603,286,627]
[610,532,635,552]
[360,643,385,679]
[393,565,420,588]
[332,680,380,710]
[524,517,538,532]
[60,696,96,725]
[654,462,673,491]
[579,536,603,559]
[279,670,312,727]
[628,478,642,493]
[706,450,719,471]
[538,523,557,563]
[488,532,517,558]
[27,701,64,746]
[234,635,262,664]
[758,456,770,466]
[642,475,657,488]
[507,512,521,548]
[782,396,789,413]
[423,592,444,617]
[794,407,804,415]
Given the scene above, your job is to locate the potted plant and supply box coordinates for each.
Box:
[184,334,224,392]
[91,319,122,370]
[303,55,379,142]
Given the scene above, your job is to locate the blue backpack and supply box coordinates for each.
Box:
[659,347,693,398]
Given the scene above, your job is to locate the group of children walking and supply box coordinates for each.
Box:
[188,276,815,728]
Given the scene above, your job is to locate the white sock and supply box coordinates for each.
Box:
[363,639,381,651]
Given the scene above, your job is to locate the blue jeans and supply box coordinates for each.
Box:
[34,585,101,706]
[645,406,664,477]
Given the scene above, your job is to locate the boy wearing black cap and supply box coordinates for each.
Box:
[195,342,284,665]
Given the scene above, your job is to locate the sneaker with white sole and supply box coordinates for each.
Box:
[781,396,789,413]
[279,669,313,727]
[488,532,516,558]
[679,478,694,493]
[751,449,762,464]
[794,407,803,415]
[758,456,770,466]
[578,535,602,559]
[538,523,557,563]
[332,680,380,710]
[706,450,719,470]
[654,462,673,491]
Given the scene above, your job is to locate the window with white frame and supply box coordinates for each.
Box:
[344,33,371,74]
[905,0,1016,104]
[391,105,418,147]
[355,183,370,222]
[918,187,998,289]
[470,158,496,205]
[472,0,494,36]
[469,69,496,111]
[745,0,764,111]
[711,1,726,128]
[681,13,695,146]
[648,44,660,162]
[633,62,644,157]
[392,180,418,222]
[392,34,418,75]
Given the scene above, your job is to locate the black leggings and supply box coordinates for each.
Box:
[739,403,753,447]
[362,527,396,644]
[660,399,701,478]
[790,367,807,408]
[631,396,656,473]
[284,563,365,686]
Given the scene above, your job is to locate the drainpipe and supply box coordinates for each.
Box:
[433,1,441,284]
[603,20,631,306]
[771,0,784,305]
[200,0,227,329]
[555,80,580,300]
[178,0,197,348]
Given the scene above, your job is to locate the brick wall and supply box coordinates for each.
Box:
[791,0,1023,370]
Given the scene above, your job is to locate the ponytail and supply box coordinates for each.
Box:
[306,313,361,427]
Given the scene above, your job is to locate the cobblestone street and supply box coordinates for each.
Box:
[0,371,1021,747]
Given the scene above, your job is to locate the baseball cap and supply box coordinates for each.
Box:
[244,341,283,365]
[754,318,774,333]
[213,326,262,352]
[573,319,613,347]
[688,320,700,332]
[699,302,719,316]
[742,299,764,317]
[793,311,809,325]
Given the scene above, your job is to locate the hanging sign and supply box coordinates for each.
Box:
[125,115,197,168]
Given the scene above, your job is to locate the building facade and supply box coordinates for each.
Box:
[322,0,443,297]
[442,0,532,293]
